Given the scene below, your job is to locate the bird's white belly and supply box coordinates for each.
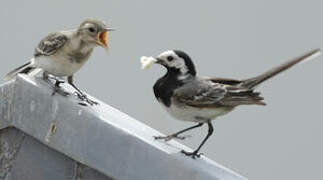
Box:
[32,55,85,77]
[163,103,233,122]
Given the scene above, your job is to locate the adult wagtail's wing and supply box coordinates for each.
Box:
[34,32,68,57]
[206,77,242,86]
[173,79,227,107]
[173,79,265,108]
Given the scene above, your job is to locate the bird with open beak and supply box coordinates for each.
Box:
[4,19,114,105]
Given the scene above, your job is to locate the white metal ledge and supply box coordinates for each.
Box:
[0,75,247,180]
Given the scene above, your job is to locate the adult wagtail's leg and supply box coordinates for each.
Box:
[181,120,214,159]
[154,122,203,141]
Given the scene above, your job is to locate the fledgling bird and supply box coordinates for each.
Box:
[4,19,114,105]
[141,49,321,158]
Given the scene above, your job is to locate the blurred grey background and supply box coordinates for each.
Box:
[1,0,323,179]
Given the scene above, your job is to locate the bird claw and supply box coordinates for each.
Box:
[154,134,188,141]
[47,79,69,97]
[48,76,65,84]
[74,92,98,106]
[54,79,65,84]
[52,87,70,97]
[181,150,203,159]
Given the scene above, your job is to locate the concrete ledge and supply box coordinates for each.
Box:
[0,75,247,180]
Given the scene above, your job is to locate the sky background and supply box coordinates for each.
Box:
[1,1,323,179]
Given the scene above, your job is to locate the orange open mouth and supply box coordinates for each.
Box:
[97,31,109,50]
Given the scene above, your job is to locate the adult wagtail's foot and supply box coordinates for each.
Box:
[154,134,189,141]
[180,150,203,159]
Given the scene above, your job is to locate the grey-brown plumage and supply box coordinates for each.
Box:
[34,33,68,57]
[4,19,114,105]
[151,49,321,158]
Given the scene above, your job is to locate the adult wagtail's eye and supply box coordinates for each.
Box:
[167,56,174,61]
[88,27,96,33]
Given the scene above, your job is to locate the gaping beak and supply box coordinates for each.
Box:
[97,28,115,51]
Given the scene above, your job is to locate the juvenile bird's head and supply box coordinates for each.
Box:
[78,19,114,51]
[155,50,196,77]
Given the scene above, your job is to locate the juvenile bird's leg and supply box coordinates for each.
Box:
[43,72,69,96]
[68,75,98,106]
[43,71,50,81]
[154,122,203,141]
[181,120,214,159]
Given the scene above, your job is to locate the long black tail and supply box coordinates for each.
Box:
[242,49,321,89]
[4,62,35,81]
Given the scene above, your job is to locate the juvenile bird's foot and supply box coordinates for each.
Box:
[74,92,98,106]
[154,134,189,141]
[43,77,69,97]
[181,150,203,159]
[52,86,70,97]
[48,77,65,84]
[51,79,70,96]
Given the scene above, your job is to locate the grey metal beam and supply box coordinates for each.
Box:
[0,128,113,180]
[0,75,247,180]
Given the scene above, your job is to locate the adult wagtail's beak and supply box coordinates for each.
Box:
[97,28,115,51]
[155,58,166,66]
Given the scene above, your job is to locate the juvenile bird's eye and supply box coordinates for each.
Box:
[88,27,96,33]
[167,56,174,61]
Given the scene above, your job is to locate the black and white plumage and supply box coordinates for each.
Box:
[4,19,114,105]
[148,49,321,158]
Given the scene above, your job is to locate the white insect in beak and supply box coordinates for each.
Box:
[140,56,157,70]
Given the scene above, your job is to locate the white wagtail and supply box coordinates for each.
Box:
[141,49,321,158]
[4,19,114,105]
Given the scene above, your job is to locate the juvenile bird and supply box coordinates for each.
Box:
[142,49,321,158]
[4,19,114,105]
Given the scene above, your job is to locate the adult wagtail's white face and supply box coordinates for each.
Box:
[154,50,197,78]
[156,50,188,73]
[78,20,114,51]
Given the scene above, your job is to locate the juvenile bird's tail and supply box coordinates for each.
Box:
[4,62,35,81]
[242,49,321,89]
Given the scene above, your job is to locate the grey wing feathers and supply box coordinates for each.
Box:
[174,81,227,107]
[207,77,242,85]
[174,79,265,108]
[34,32,68,57]
[220,86,265,106]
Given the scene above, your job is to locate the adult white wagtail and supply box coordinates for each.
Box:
[4,19,114,105]
[141,49,321,158]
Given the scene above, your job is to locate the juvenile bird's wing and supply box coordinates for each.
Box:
[34,32,68,57]
[173,79,265,108]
